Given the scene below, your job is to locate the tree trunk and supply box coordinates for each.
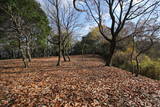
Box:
[135,56,140,77]
[27,48,31,62]
[21,48,28,68]
[105,40,116,66]
[18,40,28,68]
[26,41,31,62]
[57,41,62,66]
[12,49,15,59]
[56,1,62,66]
[62,48,67,62]
[47,40,49,57]
[23,57,28,68]
[66,51,71,62]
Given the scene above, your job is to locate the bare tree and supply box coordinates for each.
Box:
[130,19,160,76]
[46,0,62,66]
[46,0,81,64]
[0,5,34,68]
[61,3,81,62]
[73,0,160,66]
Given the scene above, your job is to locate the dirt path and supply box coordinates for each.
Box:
[0,55,160,107]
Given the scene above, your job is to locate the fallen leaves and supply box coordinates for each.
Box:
[0,55,160,106]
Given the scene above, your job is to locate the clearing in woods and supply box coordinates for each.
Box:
[0,55,160,106]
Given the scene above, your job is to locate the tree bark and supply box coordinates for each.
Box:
[56,0,62,66]
[26,40,31,62]
[12,49,15,59]
[57,41,62,66]
[66,51,71,62]
[26,48,31,62]
[135,57,140,77]
[20,48,28,68]
[62,48,67,62]
[105,40,116,66]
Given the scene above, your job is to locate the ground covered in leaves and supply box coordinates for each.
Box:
[0,55,160,107]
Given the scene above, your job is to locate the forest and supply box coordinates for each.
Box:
[0,0,160,106]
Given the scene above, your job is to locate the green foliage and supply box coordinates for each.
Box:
[73,41,83,54]
[1,0,50,38]
[112,48,132,69]
[73,26,160,80]
[145,41,160,59]
[139,56,160,80]
[0,0,51,58]
[73,27,109,55]
[113,50,160,80]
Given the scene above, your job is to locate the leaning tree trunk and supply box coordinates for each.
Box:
[20,48,28,68]
[62,48,67,62]
[105,40,116,66]
[66,51,71,62]
[18,40,28,68]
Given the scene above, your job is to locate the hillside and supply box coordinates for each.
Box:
[0,55,160,106]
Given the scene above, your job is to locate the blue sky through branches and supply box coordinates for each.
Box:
[36,0,92,39]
